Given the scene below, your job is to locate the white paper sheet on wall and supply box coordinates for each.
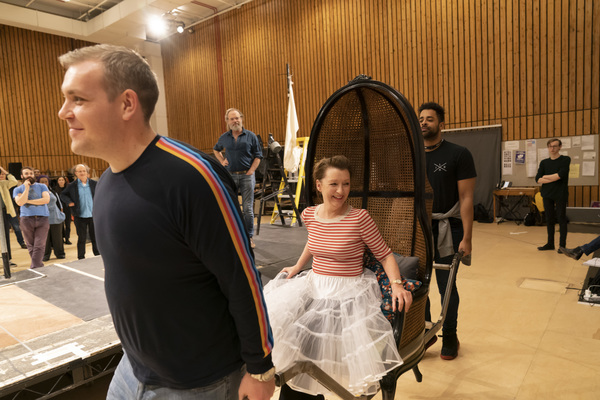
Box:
[503,150,513,175]
[582,161,595,176]
[582,136,595,150]
[505,141,520,150]
[526,139,537,177]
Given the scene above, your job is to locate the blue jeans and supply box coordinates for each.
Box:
[107,353,244,400]
[231,173,255,238]
[8,214,25,245]
[582,235,600,255]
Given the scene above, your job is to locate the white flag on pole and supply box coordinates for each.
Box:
[284,80,302,173]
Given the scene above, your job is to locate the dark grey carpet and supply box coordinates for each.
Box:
[17,257,109,322]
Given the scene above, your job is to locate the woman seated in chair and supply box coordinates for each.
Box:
[264,155,413,399]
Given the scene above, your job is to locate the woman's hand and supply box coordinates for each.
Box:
[280,265,302,279]
[391,283,413,312]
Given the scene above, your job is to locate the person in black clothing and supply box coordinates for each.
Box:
[419,102,476,361]
[58,44,275,400]
[53,176,72,245]
[535,139,571,252]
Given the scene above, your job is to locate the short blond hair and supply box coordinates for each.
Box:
[59,44,159,123]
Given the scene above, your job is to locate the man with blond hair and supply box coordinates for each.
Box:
[58,44,274,400]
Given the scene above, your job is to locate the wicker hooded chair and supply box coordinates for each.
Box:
[275,76,436,400]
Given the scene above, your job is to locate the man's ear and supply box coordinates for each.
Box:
[121,89,139,121]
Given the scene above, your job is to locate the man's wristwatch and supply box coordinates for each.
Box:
[249,366,276,382]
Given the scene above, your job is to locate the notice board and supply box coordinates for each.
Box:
[501,135,598,187]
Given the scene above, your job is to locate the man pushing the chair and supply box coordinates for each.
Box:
[419,102,476,360]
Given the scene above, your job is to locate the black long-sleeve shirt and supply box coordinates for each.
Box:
[535,155,571,201]
[94,135,273,389]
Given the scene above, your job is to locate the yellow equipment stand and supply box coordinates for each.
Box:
[271,137,309,225]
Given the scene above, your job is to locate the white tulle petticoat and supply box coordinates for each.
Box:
[263,269,403,396]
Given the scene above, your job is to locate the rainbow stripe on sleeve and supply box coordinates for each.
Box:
[156,137,273,356]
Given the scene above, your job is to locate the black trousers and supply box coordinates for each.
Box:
[45,223,65,258]
[279,384,324,400]
[62,207,71,241]
[542,197,567,247]
[1,209,11,260]
[74,217,99,259]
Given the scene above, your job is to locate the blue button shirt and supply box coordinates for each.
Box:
[214,129,263,173]
[78,180,94,218]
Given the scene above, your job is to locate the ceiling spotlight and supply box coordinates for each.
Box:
[176,22,185,34]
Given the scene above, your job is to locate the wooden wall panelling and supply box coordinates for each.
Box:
[440,0,450,113]
[451,0,460,125]
[533,0,540,117]
[476,1,484,125]
[500,0,508,120]
[561,0,569,112]
[525,0,533,124]
[0,0,586,203]
[539,0,546,116]
[457,0,465,124]
[547,1,554,115]
[481,0,490,124]
[492,0,501,121]
[468,0,477,123]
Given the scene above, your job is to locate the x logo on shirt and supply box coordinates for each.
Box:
[434,163,447,173]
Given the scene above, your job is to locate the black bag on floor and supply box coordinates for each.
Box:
[474,203,493,223]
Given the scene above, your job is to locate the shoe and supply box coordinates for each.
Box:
[64,240,72,245]
[9,262,16,267]
[560,246,583,260]
[42,257,50,262]
[20,243,27,249]
[250,238,256,249]
[440,333,460,360]
[537,244,555,251]
[424,334,438,350]
[57,255,66,259]
[557,248,563,254]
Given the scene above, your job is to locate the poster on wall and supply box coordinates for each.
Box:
[515,150,525,164]
[526,139,537,177]
[503,150,513,175]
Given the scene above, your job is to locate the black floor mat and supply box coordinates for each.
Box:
[16,257,109,322]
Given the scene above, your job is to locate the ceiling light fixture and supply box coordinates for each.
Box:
[176,22,185,34]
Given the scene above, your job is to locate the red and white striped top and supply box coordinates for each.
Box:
[303,205,392,277]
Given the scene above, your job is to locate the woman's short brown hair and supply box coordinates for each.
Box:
[313,155,352,182]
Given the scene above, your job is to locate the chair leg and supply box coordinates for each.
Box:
[380,374,397,400]
[412,365,423,382]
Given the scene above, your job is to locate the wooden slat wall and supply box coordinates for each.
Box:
[0,25,107,178]
[162,0,600,207]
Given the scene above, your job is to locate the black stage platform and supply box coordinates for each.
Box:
[0,223,305,399]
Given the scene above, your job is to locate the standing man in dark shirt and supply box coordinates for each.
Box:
[419,102,476,361]
[214,109,263,248]
[58,44,275,400]
[535,138,571,252]
[60,164,99,259]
